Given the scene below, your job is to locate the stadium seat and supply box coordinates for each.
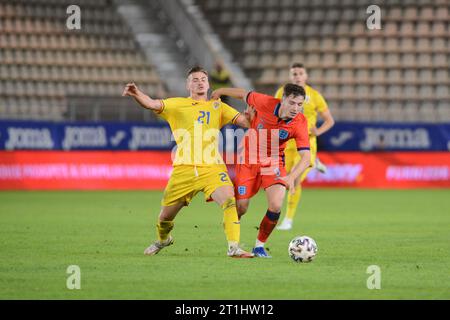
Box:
[354,102,373,121]
[404,70,418,84]
[336,38,350,52]
[435,6,448,20]
[370,101,386,122]
[337,101,357,121]
[258,69,277,85]
[436,102,450,122]
[340,69,354,83]
[419,103,437,122]
[337,53,352,68]
[388,103,406,122]
[436,85,449,99]
[353,37,368,53]
[372,84,387,97]
[431,22,446,36]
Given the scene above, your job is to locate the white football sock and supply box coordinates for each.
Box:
[255,239,265,248]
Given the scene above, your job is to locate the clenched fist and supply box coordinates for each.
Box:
[122,82,140,97]
[244,105,256,122]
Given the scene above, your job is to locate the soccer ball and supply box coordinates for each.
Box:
[288,236,318,263]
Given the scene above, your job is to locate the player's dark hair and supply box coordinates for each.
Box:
[290,62,305,70]
[283,83,306,99]
[187,66,208,77]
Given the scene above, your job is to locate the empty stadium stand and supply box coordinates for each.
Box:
[195,0,450,122]
[0,0,166,121]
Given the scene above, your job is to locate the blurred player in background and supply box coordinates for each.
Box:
[210,61,232,105]
[275,63,335,230]
[212,84,311,257]
[122,66,253,258]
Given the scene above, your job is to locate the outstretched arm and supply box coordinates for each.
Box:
[211,88,248,102]
[310,110,335,136]
[233,105,256,129]
[280,149,311,194]
[234,114,250,128]
[122,82,163,112]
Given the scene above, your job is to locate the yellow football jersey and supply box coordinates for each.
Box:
[275,84,328,151]
[157,97,240,166]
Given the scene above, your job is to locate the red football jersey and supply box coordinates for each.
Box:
[238,91,310,166]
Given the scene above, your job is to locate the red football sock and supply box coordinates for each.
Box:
[257,210,280,243]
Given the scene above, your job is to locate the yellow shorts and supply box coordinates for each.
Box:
[284,136,317,182]
[161,165,233,207]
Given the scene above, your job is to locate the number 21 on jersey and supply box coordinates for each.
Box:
[197,111,210,124]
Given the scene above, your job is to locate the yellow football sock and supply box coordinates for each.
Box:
[156,220,174,242]
[222,198,240,243]
[286,186,302,219]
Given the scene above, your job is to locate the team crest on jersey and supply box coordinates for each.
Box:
[274,167,281,177]
[279,129,289,140]
[213,101,220,109]
[257,123,264,130]
[238,186,247,195]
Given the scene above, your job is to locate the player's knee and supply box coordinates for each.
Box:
[224,189,235,200]
[159,211,172,221]
[237,202,248,216]
[215,187,235,206]
[268,201,282,213]
[221,197,236,211]
[159,203,183,221]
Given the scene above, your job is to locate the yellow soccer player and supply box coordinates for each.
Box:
[122,66,253,258]
[275,63,335,230]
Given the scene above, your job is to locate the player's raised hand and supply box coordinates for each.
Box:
[210,89,223,100]
[279,175,296,194]
[244,105,256,122]
[309,126,319,136]
[122,82,140,97]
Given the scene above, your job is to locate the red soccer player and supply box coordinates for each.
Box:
[211,84,311,257]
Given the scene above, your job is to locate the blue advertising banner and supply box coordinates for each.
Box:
[0,120,175,151]
[319,122,450,151]
[1,120,449,151]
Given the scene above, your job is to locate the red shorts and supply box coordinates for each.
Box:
[234,163,287,200]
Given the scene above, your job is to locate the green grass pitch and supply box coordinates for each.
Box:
[0,189,449,299]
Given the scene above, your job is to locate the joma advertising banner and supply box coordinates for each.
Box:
[1,120,449,152]
[319,122,450,151]
[0,120,175,151]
